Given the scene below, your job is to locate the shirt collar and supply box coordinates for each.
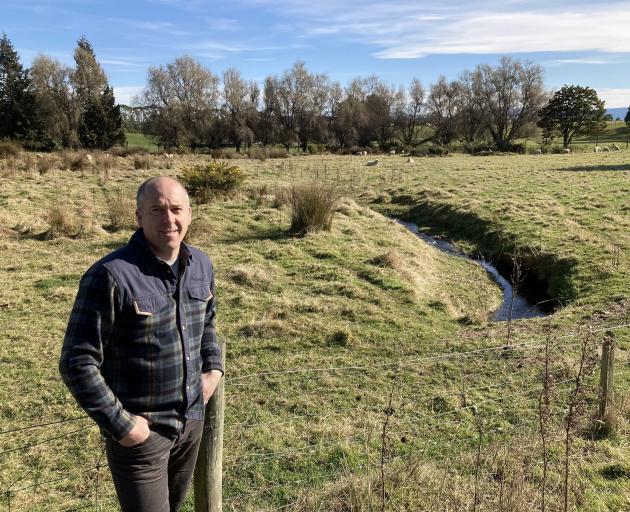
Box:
[130,229,194,268]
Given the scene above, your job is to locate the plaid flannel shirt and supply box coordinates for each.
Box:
[59,230,223,441]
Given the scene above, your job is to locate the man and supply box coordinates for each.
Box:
[60,176,223,512]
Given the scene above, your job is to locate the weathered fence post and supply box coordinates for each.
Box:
[194,337,226,512]
[597,331,615,432]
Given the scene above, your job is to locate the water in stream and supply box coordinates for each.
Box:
[398,221,547,322]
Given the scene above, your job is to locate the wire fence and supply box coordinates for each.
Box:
[1,321,629,511]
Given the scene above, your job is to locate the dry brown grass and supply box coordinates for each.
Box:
[229,264,271,288]
[106,190,136,231]
[45,202,78,238]
[133,154,152,170]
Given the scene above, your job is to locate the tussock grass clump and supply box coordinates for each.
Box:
[229,264,270,287]
[247,145,289,161]
[36,155,55,174]
[0,142,21,159]
[211,147,239,159]
[288,182,340,234]
[240,318,286,337]
[180,161,246,203]
[106,190,136,231]
[111,146,148,157]
[133,155,152,170]
[272,186,291,208]
[46,203,77,238]
[370,249,403,270]
[96,154,116,174]
[60,151,89,172]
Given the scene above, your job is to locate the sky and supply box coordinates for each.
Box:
[4,0,630,109]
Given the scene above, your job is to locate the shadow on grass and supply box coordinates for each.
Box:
[554,164,630,172]
[380,198,579,307]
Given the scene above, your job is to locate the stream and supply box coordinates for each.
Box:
[398,220,547,322]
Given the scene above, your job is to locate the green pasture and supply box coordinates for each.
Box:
[0,151,628,511]
[124,132,159,152]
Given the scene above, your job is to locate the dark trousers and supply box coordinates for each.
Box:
[105,419,204,512]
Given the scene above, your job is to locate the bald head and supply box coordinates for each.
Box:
[136,176,190,210]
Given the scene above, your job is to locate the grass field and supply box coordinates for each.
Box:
[124,132,159,152]
[0,150,628,511]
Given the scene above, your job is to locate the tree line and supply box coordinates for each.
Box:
[0,34,124,150]
[0,33,619,152]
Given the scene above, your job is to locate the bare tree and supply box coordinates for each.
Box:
[454,70,486,144]
[221,68,259,152]
[30,54,78,147]
[475,57,545,150]
[395,78,424,147]
[141,55,220,148]
[426,76,460,146]
[263,61,332,152]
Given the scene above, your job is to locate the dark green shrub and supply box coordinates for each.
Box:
[180,161,246,203]
[0,142,21,159]
[288,182,339,234]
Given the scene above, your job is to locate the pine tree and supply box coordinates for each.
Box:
[79,86,125,149]
[72,37,125,149]
[0,33,41,141]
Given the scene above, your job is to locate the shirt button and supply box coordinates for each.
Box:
[187,385,190,390]
[182,325,186,330]
[186,356,190,361]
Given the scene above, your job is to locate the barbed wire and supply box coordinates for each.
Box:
[226,363,576,434]
[0,416,90,437]
[0,424,97,458]
[222,376,580,466]
[226,323,629,386]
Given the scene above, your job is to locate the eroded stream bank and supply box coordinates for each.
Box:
[373,198,576,319]
[398,220,546,321]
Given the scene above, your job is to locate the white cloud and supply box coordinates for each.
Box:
[596,88,630,108]
[243,1,630,58]
[113,86,144,105]
[547,58,613,66]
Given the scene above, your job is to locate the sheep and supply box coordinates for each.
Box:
[389,149,396,156]
[362,151,367,156]
[603,146,610,152]
[406,157,414,163]
[164,153,174,159]
[366,159,380,167]
[85,154,94,164]
[563,148,570,154]
[594,146,602,153]
[535,149,542,154]
[612,144,621,151]
[35,153,43,159]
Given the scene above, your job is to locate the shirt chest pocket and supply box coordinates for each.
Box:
[123,294,174,346]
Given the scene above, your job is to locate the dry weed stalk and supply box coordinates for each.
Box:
[538,327,556,512]
[562,325,598,512]
[379,365,399,512]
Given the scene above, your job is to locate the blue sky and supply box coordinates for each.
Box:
[4,0,630,108]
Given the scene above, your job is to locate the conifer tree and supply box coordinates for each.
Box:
[79,85,125,149]
[72,37,125,149]
[0,33,41,141]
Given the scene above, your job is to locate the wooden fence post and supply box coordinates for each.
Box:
[597,331,615,430]
[194,337,226,512]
